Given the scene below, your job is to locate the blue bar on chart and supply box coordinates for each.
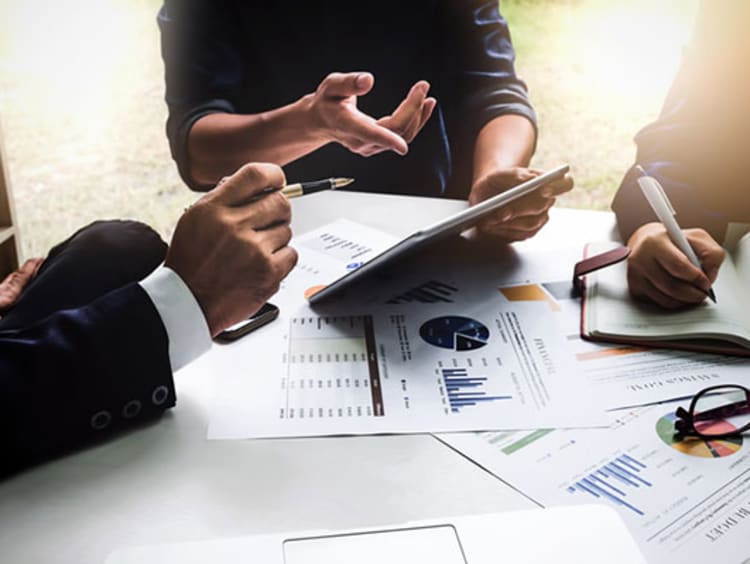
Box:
[441,367,511,413]
[566,453,651,515]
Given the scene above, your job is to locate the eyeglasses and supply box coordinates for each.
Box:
[674,384,750,439]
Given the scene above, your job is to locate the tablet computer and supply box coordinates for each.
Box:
[307,164,569,304]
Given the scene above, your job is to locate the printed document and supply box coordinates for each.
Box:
[208,222,609,439]
[438,405,750,564]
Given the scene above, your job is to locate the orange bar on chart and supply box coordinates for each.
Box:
[499,284,560,311]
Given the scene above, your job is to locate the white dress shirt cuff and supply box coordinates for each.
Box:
[139,266,212,372]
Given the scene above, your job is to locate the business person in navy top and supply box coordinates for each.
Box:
[158,0,573,243]
[0,163,297,476]
[611,1,748,309]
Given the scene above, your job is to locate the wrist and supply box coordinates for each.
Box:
[296,93,332,146]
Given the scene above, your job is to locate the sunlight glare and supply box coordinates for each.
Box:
[2,0,137,138]
[575,1,699,110]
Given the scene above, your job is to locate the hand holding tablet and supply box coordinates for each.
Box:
[307,164,570,304]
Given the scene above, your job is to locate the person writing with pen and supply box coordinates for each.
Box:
[611,0,747,309]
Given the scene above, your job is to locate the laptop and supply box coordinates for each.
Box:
[106,505,646,563]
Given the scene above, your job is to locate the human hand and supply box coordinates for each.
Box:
[468,167,574,242]
[0,257,44,315]
[165,163,298,336]
[626,223,724,309]
[306,72,436,157]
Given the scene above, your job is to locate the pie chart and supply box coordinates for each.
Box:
[419,316,490,351]
[656,411,743,458]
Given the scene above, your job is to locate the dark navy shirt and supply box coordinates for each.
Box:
[158,1,536,197]
[612,5,750,242]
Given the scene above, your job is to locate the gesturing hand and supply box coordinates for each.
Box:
[165,163,298,336]
[626,223,724,309]
[469,167,574,242]
[307,72,436,158]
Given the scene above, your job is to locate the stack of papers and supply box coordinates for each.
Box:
[205,219,750,564]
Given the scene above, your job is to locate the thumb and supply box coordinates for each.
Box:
[320,72,374,98]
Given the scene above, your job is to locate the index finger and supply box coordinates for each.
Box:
[655,241,711,289]
[539,174,574,197]
[381,81,429,132]
[208,163,286,207]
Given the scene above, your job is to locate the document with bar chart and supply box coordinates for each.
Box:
[208,298,608,439]
[438,405,750,563]
[283,225,750,411]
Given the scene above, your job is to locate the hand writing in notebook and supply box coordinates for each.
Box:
[626,222,725,309]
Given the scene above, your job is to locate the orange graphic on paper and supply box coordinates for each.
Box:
[499,284,560,311]
[304,285,328,299]
[575,346,645,362]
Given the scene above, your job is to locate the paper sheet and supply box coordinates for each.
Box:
[208,223,611,439]
[208,221,750,439]
[438,404,750,564]
[208,298,607,438]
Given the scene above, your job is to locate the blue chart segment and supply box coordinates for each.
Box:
[420,316,490,351]
[566,454,651,515]
[441,368,511,413]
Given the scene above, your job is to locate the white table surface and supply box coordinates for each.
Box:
[0,192,617,564]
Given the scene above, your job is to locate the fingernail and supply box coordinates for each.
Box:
[356,73,370,88]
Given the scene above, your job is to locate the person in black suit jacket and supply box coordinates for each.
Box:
[0,163,297,476]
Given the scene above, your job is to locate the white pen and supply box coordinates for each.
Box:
[636,165,716,303]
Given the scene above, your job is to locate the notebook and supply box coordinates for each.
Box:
[580,232,750,356]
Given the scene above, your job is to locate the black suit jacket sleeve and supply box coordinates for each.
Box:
[0,283,175,475]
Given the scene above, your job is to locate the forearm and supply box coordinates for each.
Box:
[472,114,536,184]
[0,284,174,474]
[187,95,327,186]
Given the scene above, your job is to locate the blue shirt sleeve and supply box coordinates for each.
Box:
[612,4,750,242]
[158,0,242,190]
[439,0,537,147]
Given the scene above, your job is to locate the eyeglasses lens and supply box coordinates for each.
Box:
[693,387,750,437]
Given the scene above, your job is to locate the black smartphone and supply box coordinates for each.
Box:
[214,302,280,343]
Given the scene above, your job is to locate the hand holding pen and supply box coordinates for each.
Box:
[209,175,353,207]
[625,166,725,309]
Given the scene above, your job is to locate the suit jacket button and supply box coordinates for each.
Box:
[90,410,112,431]
[122,400,142,419]
[151,385,169,406]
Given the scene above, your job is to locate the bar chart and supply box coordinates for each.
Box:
[566,453,652,515]
[440,367,512,413]
[297,229,376,262]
